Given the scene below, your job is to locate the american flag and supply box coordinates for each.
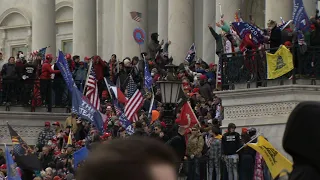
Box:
[85,65,100,110]
[125,76,143,122]
[114,102,122,116]
[130,11,142,22]
[185,43,196,62]
[216,56,222,85]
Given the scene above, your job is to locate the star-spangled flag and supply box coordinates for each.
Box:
[85,65,100,110]
[130,11,142,22]
[124,76,143,122]
[185,43,196,63]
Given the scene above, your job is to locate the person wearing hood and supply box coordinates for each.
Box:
[283,102,320,179]
[148,33,164,60]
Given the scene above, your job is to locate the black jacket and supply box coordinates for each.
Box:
[283,102,320,180]
[166,133,186,161]
[222,131,241,155]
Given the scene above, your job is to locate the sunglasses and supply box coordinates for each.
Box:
[154,128,159,131]
[191,129,197,131]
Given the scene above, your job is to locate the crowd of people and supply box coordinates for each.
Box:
[0,8,319,180]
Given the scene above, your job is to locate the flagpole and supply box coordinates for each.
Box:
[236,134,260,153]
[83,60,93,95]
[103,77,113,101]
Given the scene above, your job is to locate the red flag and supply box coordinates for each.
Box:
[175,102,199,132]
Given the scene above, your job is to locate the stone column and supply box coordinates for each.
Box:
[122,0,148,59]
[102,0,115,59]
[265,0,292,26]
[158,0,168,42]
[303,0,317,18]
[203,0,216,63]
[32,0,56,55]
[216,0,241,25]
[73,0,97,58]
[168,0,194,65]
[25,27,32,56]
[115,0,123,60]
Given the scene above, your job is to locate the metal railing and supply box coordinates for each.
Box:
[220,46,320,90]
[0,79,87,112]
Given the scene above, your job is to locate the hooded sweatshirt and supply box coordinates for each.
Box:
[283,102,320,180]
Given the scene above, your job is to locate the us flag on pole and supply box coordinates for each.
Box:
[216,56,222,85]
[125,76,143,122]
[85,66,100,110]
[130,11,142,22]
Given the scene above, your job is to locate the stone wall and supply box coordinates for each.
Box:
[0,111,68,149]
[215,84,320,158]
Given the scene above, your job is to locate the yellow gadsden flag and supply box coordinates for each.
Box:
[248,136,292,179]
[266,45,294,79]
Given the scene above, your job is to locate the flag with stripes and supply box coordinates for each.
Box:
[130,11,142,22]
[125,76,143,122]
[85,66,100,110]
[185,43,196,62]
[216,56,222,85]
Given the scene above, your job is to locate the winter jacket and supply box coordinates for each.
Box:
[1,63,18,80]
[187,133,204,157]
[93,58,106,81]
[73,67,87,82]
[209,27,224,55]
[40,60,60,80]
[269,26,282,50]
[166,133,186,161]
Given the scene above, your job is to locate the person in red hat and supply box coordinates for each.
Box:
[65,53,75,72]
[92,55,106,95]
[39,54,60,106]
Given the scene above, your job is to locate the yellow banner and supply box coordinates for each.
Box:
[266,45,294,79]
[248,136,292,179]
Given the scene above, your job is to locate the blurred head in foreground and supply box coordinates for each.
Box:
[76,137,177,180]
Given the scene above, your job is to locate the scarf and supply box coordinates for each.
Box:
[253,152,264,180]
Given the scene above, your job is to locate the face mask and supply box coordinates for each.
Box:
[151,72,155,76]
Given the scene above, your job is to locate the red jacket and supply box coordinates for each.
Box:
[93,59,106,81]
[40,60,60,79]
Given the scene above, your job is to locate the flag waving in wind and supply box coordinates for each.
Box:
[293,0,311,32]
[56,50,75,91]
[248,136,292,179]
[85,65,100,110]
[130,11,142,22]
[232,22,265,46]
[144,57,153,90]
[5,145,21,180]
[185,43,196,63]
[125,76,143,122]
[7,123,41,171]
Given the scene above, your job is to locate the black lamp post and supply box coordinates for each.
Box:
[157,61,182,125]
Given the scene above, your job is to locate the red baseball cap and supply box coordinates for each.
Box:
[45,122,51,126]
[52,122,60,126]
[0,164,6,169]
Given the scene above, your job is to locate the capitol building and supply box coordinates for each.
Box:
[0,0,317,64]
[0,0,319,155]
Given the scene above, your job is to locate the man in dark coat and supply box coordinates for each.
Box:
[166,126,186,161]
[283,102,320,180]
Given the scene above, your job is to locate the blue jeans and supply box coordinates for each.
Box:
[225,154,239,180]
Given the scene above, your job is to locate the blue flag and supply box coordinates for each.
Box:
[73,147,89,169]
[71,86,104,133]
[185,43,196,62]
[5,146,22,180]
[38,47,47,61]
[118,109,134,135]
[232,22,265,45]
[144,60,152,90]
[293,0,311,32]
[56,50,75,91]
